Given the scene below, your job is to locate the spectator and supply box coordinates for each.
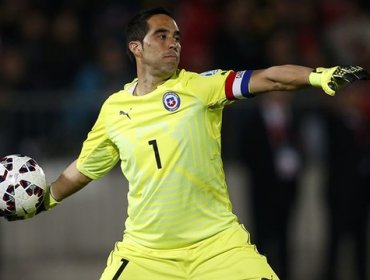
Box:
[241,92,303,280]
[175,0,220,71]
[239,27,305,280]
[323,1,370,67]
[321,84,370,280]
[213,0,266,70]
[62,38,133,149]
[44,10,84,90]
[0,47,28,91]
[19,9,50,90]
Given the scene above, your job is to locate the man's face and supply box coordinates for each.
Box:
[140,14,181,77]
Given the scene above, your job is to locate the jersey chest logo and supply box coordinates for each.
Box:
[162,92,181,112]
[119,108,132,119]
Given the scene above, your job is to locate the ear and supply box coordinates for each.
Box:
[128,41,143,58]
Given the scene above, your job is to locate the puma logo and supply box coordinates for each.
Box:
[119,108,132,120]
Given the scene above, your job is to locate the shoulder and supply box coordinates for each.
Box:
[177,69,231,85]
[176,69,199,81]
[179,69,230,78]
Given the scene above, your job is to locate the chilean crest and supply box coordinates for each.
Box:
[162,92,181,112]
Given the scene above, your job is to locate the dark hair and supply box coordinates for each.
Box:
[125,7,174,62]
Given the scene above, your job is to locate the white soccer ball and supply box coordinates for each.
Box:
[0,154,47,217]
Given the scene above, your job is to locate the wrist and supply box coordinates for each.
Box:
[46,184,61,209]
[49,184,60,202]
[309,70,322,88]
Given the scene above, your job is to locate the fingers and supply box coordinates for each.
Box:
[310,65,369,96]
[328,81,337,92]
[330,66,369,93]
[348,65,370,80]
[355,69,370,80]
[0,209,27,221]
[334,66,370,82]
[4,214,24,221]
[6,215,19,221]
[35,203,46,214]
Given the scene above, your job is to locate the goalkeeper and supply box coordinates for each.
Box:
[3,7,369,280]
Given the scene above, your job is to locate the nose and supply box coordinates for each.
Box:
[169,37,180,51]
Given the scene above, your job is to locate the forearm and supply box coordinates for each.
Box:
[249,65,313,94]
[50,160,92,201]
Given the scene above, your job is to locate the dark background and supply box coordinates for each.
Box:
[0,0,369,279]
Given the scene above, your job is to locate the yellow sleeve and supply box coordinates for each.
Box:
[186,69,254,107]
[77,100,119,180]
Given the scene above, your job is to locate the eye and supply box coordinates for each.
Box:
[159,34,167,40]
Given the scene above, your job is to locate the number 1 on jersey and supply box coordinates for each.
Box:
[148,140,162,169]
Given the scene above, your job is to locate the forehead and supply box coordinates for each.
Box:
[146,14,179,33]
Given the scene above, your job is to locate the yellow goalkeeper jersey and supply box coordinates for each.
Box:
[77,68,254,249]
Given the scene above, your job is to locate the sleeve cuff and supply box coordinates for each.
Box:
[309,70,321,87]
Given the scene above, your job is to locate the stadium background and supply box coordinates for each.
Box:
[0,0,369,279]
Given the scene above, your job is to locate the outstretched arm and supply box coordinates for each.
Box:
[249,64,369,95]
[50,160,92,202]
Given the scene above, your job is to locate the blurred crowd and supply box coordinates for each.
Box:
[0,0,370,151]
[0,0,370,279]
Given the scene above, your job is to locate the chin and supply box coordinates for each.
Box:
[163,63,179,76]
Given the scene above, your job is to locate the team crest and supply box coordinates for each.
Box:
[163,92,181,112]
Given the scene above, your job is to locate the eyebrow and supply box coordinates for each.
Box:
[153,28,181,38]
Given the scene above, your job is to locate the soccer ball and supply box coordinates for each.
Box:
[0,154,47,217]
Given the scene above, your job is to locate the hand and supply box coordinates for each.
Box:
[1,185,60,221]
[309,66,370,96]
